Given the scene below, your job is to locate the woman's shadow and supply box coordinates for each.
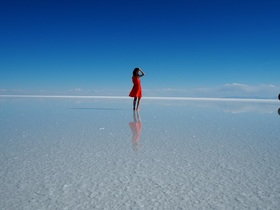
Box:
[129,111,142,151]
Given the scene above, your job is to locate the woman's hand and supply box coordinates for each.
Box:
[139,69,145,76]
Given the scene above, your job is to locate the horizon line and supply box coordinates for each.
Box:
[0,94,279,103]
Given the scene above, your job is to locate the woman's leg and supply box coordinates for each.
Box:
[136,97,141,110]
[133,97,137,110]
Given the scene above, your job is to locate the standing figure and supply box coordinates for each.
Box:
[129,68,145,110]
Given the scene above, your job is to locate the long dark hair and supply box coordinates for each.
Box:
[133,68,140,76]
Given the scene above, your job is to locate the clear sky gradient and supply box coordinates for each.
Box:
[1,0,279,98]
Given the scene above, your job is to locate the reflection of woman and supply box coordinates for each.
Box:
[129,68,145,110]
[278,94,280,100]
[129,111,142,151]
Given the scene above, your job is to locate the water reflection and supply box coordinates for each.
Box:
[151,100,279,114]
[278,108,280,116]
[129,111,142,151]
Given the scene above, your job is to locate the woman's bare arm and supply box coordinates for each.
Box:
[139,69,145,77]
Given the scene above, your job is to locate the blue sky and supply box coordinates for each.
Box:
[0,0,279,98]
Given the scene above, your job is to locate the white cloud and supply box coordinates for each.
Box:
[1,83,279,99]
[144,83,280,99]
[217,83,279,98]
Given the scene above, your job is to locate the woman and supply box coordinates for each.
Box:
[129,68,145,110]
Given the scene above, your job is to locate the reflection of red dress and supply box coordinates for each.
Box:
[129,121,142,142]
[129,76,142,97]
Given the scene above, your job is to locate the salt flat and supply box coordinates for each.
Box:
[0,97,279,209]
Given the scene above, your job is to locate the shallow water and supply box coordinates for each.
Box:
[1,97,280,209]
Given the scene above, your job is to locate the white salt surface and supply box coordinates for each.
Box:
[1,97,280,209]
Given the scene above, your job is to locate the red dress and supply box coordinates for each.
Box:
[129,76,142,97]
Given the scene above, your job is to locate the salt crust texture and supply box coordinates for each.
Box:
[0,99,280,209]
